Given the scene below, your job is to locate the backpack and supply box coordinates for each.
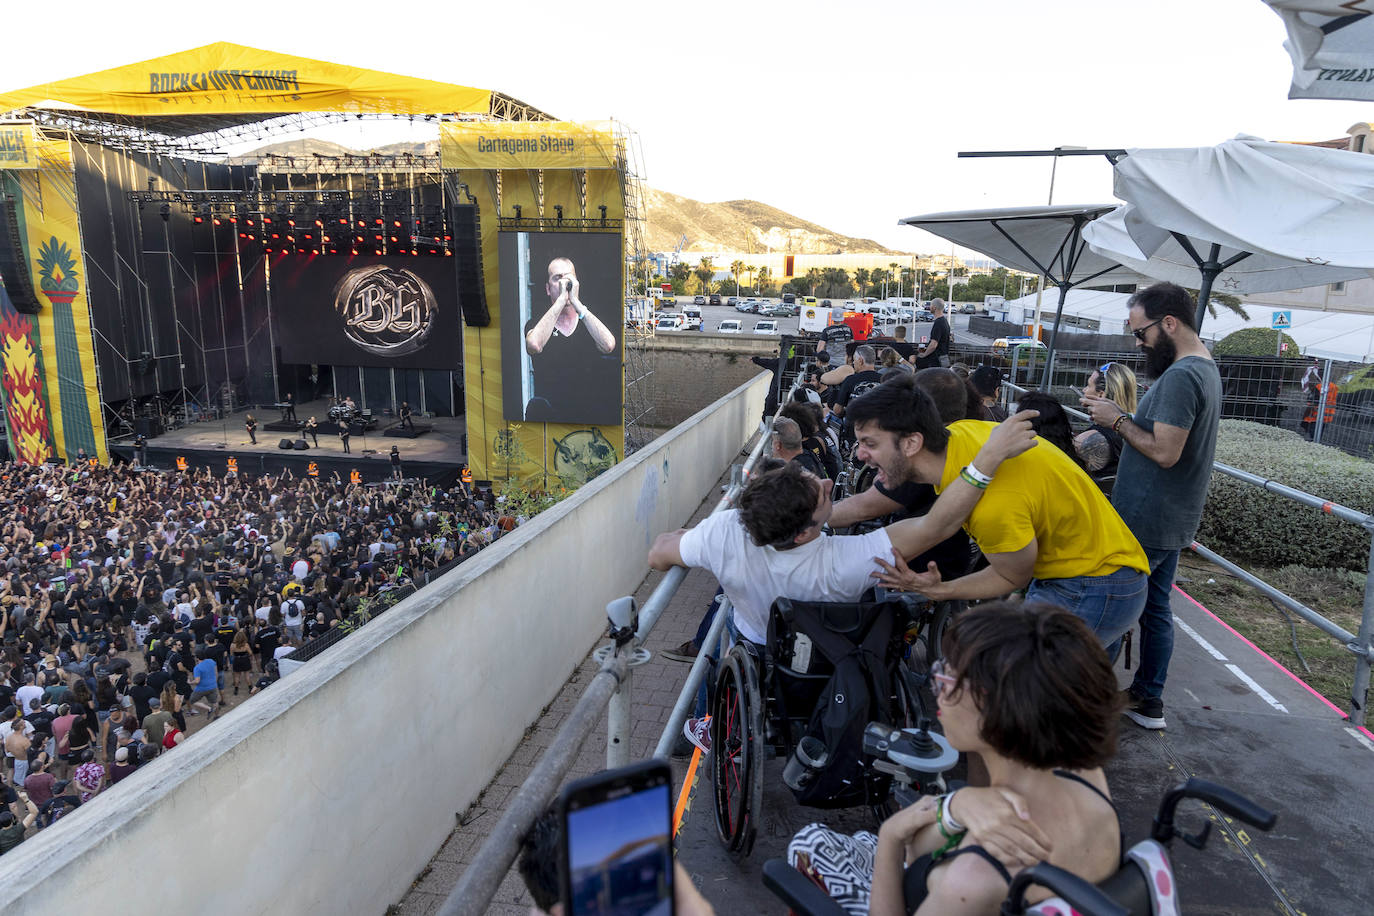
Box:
[769,598,896,809]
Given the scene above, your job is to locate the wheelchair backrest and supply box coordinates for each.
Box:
[1021,840,1176,916]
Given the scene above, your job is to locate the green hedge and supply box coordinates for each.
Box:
[1213,327,1302,358]
[1197,419,1374,572]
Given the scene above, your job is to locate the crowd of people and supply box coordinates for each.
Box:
[630,283,1222,913]
[0,459,503,854]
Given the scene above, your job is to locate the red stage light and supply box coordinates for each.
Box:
[374,234,382,240]
[375,218,383,225]
[338,218,347,225]
[264,217,272,224]
[246,219,254,227]
[411,249,418,256]
[374,247,383,255]
[390,236,397,243]
[265,247,273,253]
[356,236,364,243]
[229,217,237,224]
[194,216,203,224]
[314,219,323,228]
[287,219,296,227]
[351,248,359,255]
[358,219,366,227]
[393,220,401,228]
[444,235,452,241]
[213,218,221,226]
[272,233,280,239]
[444,250,453,257]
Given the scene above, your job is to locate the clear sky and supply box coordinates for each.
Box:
[2,0,1369,257]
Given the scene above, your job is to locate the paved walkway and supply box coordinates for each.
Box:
[393,474,731,915]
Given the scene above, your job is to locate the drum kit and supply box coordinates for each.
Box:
[328,400,357,423]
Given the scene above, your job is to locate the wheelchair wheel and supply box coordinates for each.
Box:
[922,600,964,665]
[711,644,764,860]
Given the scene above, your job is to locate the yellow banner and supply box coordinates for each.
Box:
[13,137,108,463]
[441,121,617,170]
[0,42,492,118]
[457,161,625,487]
[0,122,36,171]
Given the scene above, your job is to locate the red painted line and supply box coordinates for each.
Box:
[1173,584,1374,740]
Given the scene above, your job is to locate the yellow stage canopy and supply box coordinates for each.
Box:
[0,42,495,131]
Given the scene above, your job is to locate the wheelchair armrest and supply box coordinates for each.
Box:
[1000,864,1128,916]
[762,858,849,916]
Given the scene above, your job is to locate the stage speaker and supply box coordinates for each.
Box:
[0,196,40,314]
[278,438,293,450]
[293,439,309,450]
[135,417,163,439]
[450,203,489,327]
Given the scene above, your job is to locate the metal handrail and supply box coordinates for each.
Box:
[438,374,793,914]
[1003,379,1374,723]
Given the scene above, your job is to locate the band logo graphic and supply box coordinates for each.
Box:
[333,266,436,357]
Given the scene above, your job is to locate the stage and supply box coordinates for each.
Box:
[108,397,469,485]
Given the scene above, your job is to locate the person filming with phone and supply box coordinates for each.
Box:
[523,257,617,420]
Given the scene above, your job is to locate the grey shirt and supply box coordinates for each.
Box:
[1111,356,1222,551]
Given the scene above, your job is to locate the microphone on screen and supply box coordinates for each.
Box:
[565,279,573,294]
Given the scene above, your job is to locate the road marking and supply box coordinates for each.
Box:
[1177,617,1228,661]
[1344,726,1374,755]
[1226,663,1289,714]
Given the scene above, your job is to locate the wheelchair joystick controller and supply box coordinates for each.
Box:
[863,719,959,789]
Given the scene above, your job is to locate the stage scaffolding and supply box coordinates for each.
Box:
[618,123,655,454]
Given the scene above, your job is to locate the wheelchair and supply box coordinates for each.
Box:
[709,591,959,861]
[761,774,1277,916]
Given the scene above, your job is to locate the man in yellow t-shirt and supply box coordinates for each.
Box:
[849,375,1148,647]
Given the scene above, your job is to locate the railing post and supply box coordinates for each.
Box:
[1353,532,1374,727]
[607,658,632,769]
[1315,358,1333,445]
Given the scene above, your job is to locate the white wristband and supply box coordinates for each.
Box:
[941,790,965,834]
[965,463,994,486]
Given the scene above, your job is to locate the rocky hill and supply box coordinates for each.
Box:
[236,140,903,254]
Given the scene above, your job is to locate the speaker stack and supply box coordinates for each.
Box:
[278,438,293,450]
[0,197,40,314]
[293,439,309,450]
[450,203,489,327]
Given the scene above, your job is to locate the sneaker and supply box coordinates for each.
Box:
[683,716,712,755]
[1123,690,1166,730]
[662,640,700,663]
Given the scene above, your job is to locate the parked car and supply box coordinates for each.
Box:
[762,303,791,318]
[718,319,742,334]
[708,294,723,307]
[655,314,685,331]
[681,307,704,330]
[897,307,915,323]
[752,320,779,335]
[916,307,935,321]
[959,303,976,314]
[736,299,755,313]
[726,296,739,307]
[693,295,706,306]
[659,295,677,307]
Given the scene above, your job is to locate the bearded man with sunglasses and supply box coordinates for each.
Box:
[1081,282,1221,731]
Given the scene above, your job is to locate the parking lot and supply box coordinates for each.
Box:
[648,299,985,340]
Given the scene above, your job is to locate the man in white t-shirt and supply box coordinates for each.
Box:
[14,672,44,716]
[650,409,1037,752]
[281,596,305,645]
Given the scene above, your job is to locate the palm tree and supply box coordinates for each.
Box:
[744,263,758,294]
[855,268,870,298]
[756,266,772,295]
[805,267,823,296]
[695,256,714,295]
[730,259,745,296]
[889,262,901,298]
[1188,289,1250,322]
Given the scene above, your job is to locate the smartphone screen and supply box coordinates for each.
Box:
[561,761,675,916]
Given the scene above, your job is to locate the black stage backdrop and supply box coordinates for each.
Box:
[272,255,461,369]
[499,231,622,426]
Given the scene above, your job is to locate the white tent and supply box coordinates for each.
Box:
[1082,136,1374,328]
[1263,1,1374,101]
[1001,290,1374,363]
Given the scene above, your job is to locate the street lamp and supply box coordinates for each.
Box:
[1030,145,1085,345]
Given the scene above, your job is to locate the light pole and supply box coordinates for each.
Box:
[1030,145,1085,344]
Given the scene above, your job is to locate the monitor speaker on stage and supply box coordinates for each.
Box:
[278,438,293,450]
[293,439,309,450]
[0,197,40,314]
[450,203,489,327]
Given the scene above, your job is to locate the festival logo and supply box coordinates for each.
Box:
[332,266,436,357]
[552,428,618,487]
[36,237,80,306]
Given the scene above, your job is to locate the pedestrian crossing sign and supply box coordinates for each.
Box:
[1272,311,1292,329]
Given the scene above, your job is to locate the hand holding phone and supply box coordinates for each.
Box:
[560,760,675,915]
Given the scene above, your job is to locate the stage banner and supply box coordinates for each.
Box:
[448,130,626,486]
[0,43,492,119]
[271,255,462,370]
[440,121,617,170]
[0,136,108,463]
[0,122,36,171]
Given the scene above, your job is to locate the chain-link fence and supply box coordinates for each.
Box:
[944,344,1374,459]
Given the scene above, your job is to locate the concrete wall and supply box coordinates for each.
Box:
[0,372,771,916]
[643,334,781,426]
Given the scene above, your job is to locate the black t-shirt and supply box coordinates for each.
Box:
[820,324,853,349]
[521,315,620,425]
[918,316,951,368]
[837,370,884,412]
[789,451,826,479]
[801,435,839,480]
[188,615,213,644]
[254,626,280,658]
[129,684,158,721]
[146,670,170,695]
[873,479,976,580]
[204,641,229,672]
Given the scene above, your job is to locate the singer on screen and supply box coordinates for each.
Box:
[522,256,617,420]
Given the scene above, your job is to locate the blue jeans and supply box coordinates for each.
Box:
[1026,565,1147,651]
[694,592,739,718]
[1118,547,1180,701]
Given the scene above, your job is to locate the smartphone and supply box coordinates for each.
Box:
[560,760,675,916]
